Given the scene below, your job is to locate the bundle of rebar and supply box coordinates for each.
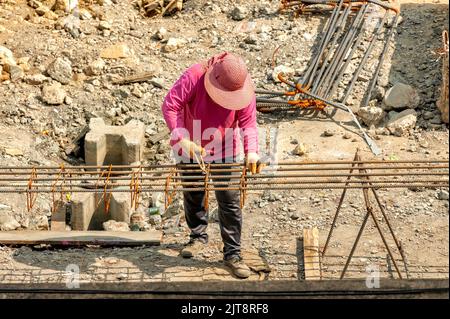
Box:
[257,0,400,155]
[258,0,400,112]
[0,157,448,211]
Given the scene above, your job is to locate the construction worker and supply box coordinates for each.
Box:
[161,52,260,279]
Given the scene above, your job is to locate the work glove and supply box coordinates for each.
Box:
[178,138,206,159]
[245,152,264,174]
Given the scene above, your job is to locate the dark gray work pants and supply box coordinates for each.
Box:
[179,160,242,260]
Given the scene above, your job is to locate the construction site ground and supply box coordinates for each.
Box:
[0,0,448,283]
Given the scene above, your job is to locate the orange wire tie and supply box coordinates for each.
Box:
[103,165,113,214]
[26,167,38,212]
[165,168,178,210]
[130,166,143,209]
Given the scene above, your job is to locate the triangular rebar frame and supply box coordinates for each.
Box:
[321,149,409,279]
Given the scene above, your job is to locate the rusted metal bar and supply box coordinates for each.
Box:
[340,204,370,279]
[322,151,359,255]
[1,178,448,189]
[319,3,369,97]
[300,2,341,86]
[341,11,389,104]
[0,183,447,194]
[359,161,403,279]
[282,0,399,13]
[320,150,410,280]
[1,159,447,170]
[0,167,447,182]
[0,153,447,222]
[362,12,400,107]
[310,2,352,93]
[326,2,369,98]
[303,0,345,88]
[370,186,409,277]
[339,156,404,279]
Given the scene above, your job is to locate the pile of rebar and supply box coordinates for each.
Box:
[0,157,448,211]
[258,0,400,113]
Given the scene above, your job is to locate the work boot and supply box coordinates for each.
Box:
[180,239,205,258]
[224,255,251,279]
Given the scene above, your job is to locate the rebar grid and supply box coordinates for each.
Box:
[0,153,448,213]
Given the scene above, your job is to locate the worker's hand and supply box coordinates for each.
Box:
[245,152,264,174]
[178,138,206,159]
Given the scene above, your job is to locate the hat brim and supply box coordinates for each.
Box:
[204,67,254,111]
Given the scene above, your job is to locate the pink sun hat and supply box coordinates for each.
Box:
[204,52,255,111]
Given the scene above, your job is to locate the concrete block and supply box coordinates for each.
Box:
[70,192,98,231]
[51,200,67,231]
[109,190,131,223]
[71,118,142,230]
[70,191,131,231]
[84,118,145,166]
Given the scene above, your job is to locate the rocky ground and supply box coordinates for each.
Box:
[0,0,448,283]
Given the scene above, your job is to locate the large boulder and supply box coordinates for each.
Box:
[383,83,420,110]
[52,0,78,12]
[84,58,105,76]
[29,215,49,230]
[8,65,24,81]
[46,57,72,84]
[24,73,49,85]
[231,6,248,21]
[386,109,417,136]
[103,220,130,231]
[163,38,187,53]
[357,106,386,126]
[42,82,66,104]
[100,44,133,59]
[0,211,21,231]
[0,46,16,67]
[0,45,19,81]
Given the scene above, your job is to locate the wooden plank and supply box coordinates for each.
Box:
[303,227,321,280]
[437,30,449,123]
[0,230,162,246]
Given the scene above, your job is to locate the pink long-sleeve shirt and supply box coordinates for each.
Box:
[162,63,258,162]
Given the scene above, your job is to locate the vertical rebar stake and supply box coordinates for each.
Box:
[204,163,211,211]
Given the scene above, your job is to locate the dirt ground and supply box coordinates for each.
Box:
[0,0,448,284]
